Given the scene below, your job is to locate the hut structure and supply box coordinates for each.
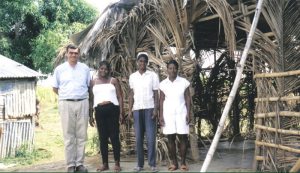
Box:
[0,55,42,158]
[56,0,300,171]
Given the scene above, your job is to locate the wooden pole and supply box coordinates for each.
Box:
[200,0,264,171]
[254,96,300,102]
[255,141,300,154]
[254,111,300,118]
[255,124,300,135]
[290,158,300,172]
[253,81,263,170]
[254,69,300,78]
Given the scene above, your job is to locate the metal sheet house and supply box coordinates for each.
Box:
[0,54,42,158]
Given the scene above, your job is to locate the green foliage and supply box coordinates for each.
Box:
[36,86,57,104]
[0,0,38,30]
[2,144,52,166]
[68,0,98,24]
[31,22,88,73]
[0,0,97,73]
[0,37,11,57]
[31,30,67,73]
[85,133,99,157]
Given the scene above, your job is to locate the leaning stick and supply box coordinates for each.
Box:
[200,0,264,171]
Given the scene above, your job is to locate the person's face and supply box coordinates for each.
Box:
[98,65,109,77]
[167,63,178,78]
[137,57,148,71]
[67,48,79,63]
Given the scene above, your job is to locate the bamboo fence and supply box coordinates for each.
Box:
[253,70,300,171]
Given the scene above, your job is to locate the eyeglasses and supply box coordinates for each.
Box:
[68,52,79,55]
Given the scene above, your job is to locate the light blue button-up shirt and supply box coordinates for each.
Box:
[52,62,90,100]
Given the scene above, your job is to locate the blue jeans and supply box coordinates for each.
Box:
[133,109,157,167]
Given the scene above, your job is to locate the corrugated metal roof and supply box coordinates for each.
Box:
[0,54,43,78]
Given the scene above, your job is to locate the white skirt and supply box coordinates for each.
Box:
[162,104,189,134]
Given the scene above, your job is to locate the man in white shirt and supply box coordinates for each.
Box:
[52,44,91,172]
[129,52,159,172]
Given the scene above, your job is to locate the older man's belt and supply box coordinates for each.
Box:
[64,98,86,101]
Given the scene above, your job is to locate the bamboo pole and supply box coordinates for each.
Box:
[255,156,264,161]
[198,5,257,22]
[254,70,300,78]
[253,100,262,168]
[255,141,300,154]
[255,96,300,102]
[290,158,300,172]
[254,111,300,118]
[200,0,264,171]
[255,124,300,135]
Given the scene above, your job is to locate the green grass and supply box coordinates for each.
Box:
[2,144,52,165]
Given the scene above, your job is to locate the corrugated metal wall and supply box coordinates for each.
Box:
[0,79,36,158]
[0,95,4,118]
[0,119,34,158]
[0,80,36,118]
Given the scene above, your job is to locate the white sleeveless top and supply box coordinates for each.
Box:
[92,78,119,107]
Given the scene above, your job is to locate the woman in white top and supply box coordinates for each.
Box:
[90,61,124,172]
[159,60,191,172]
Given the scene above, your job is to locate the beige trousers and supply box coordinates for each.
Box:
[58,99,89,167]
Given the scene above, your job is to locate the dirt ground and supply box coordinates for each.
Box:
[2,140,254,172]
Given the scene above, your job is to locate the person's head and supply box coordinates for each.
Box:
[98,60,111,78]
[167,60,179,79]
[137,52,148,71]
[66,44,80,65]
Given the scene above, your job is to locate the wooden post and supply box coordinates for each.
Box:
[200,0,264,171]
[290,158,300,172]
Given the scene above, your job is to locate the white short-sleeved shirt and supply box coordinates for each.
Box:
[159,76,190,134]
[52,62,90,100]
[129,70,159,110]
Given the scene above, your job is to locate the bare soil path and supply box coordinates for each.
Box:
[3,140,254,172]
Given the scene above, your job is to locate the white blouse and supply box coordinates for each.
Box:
[129,70,159,110]
[92,82,119,107]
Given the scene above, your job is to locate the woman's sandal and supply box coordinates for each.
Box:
[168,164,178,171]
[180,165,189,172]
[96,165,109,172]
[114,165,121,172]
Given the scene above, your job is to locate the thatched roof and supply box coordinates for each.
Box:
[57,0,299,75]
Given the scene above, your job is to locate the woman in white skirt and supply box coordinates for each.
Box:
[159,60,191,171]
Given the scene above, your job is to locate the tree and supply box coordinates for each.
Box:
[0,0,40,67]
[0,0,97,73]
